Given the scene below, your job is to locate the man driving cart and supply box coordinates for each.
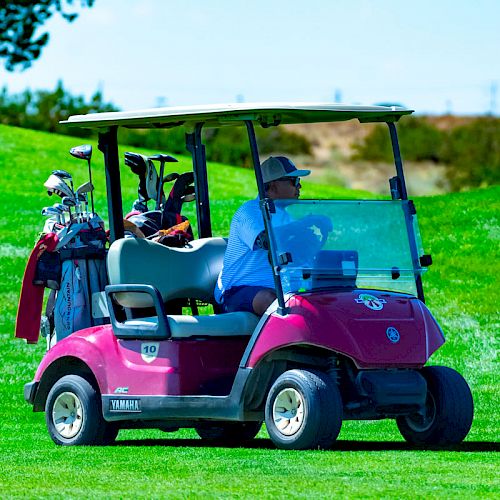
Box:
[215,155,332,315]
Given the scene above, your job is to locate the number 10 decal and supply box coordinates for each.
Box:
[141,342,160,363]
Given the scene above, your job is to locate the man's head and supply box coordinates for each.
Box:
[261,156,311,199]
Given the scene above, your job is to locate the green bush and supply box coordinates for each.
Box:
[1,83,311,167]
[441,117,500,189]
[0,81,118,138]
[119,128,186,155]
[352,116,443,163]
[352,115,500,190]
[203,126,312,168]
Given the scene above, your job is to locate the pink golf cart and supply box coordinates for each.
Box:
[23,103,473,449]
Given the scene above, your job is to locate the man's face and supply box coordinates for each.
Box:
[268,177,301,199]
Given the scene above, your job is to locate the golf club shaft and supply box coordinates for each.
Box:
[156,160,165,210]
[87,159,95,215]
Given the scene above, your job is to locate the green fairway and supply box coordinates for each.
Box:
[0,124,498,498]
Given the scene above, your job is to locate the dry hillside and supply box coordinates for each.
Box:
[284,116,475,195]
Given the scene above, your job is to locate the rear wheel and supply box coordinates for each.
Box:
[195,421,262,445]
[265,369,342,450]
[46,375,117,446]
[396,366,473,447]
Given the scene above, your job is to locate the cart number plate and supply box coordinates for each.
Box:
[141,342,160,363]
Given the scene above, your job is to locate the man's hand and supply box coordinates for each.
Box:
[302,214,333,243]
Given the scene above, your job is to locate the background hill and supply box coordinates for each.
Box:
[1,84,498,197]
[286,115,499,194]
[0,124,498,497]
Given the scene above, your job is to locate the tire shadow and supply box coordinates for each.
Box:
[113,438,500,452]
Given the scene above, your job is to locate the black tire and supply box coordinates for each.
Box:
[45,375,117,446]
[195,421,262,445]
[396,366,473,447]
[102,422,120,444]
[264,369,342,450]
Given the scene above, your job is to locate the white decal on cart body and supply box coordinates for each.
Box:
[141,342,160,363]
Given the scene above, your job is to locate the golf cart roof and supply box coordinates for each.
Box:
[61,102,413,129]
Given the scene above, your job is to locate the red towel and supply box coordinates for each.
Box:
[15,233,59,344]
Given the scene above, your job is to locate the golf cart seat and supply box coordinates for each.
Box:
[106,237,259,339]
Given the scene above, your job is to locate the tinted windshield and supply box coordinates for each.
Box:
[267,199,426,296]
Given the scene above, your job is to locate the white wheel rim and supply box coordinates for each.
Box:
[52,391,84,439]
[272,388,305,436]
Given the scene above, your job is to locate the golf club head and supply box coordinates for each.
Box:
[132,200,148,213]
[44,174,74,199]
[149,154,178,163]
[124,152,148,175]
[145,158,159,201]
[41,207,56,216]
[52,169,72,180]
[76,181,94,195]
[164,173,180,183]
[62,196,77,208]
[181,194,196,203]
[70,144,92,161]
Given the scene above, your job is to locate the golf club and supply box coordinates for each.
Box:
[149,154,178,210]
[44,174,74,199]
[181,193,196,203]
[125,152,150,209]
[69,145,94,216]
[76,181,94,221]
[53,203,67,224]
[77,193,87,221]
[52,169,74,194]
[62,196,77,222]
[156,172,180,210]
[41,206,60,222]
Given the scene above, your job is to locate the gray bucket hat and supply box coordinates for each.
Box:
[261,156,311,183]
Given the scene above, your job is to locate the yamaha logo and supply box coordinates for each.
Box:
[386,327,401,343]
[109,399,141,412]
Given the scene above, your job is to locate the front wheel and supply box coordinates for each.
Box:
[46,375,117,446]
[265,369,342,450]
[396,366,473,447]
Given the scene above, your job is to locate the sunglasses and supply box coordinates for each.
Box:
[276,177,301,187]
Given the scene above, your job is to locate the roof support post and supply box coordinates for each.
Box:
[387,122,425,302]
[387,122,409,200]
[245,121,288,315]
[186,123,212,238]
[98,127,124,242]
[245,121,266,199]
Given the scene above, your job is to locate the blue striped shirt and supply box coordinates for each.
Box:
[214,197,289,303]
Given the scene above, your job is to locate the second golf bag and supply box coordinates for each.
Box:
[124,151,195,243]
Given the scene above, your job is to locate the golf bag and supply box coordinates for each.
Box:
[125,152,195,244]
[50,220,108,344]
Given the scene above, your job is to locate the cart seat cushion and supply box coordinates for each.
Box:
[107,237,227,308]
[123,311,259,338]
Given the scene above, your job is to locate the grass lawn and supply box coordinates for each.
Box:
[0,124,498,498]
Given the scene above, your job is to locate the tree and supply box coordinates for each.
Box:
[0,1,95,71]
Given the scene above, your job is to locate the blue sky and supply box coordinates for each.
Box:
[3,0,499,115]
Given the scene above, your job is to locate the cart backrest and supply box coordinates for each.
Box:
[107,237,226,308]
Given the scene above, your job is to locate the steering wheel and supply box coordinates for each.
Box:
[301,214,333,245]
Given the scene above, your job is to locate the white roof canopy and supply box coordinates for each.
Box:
[61,102,413,129]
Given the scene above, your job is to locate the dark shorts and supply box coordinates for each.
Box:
[222,286,274,314]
